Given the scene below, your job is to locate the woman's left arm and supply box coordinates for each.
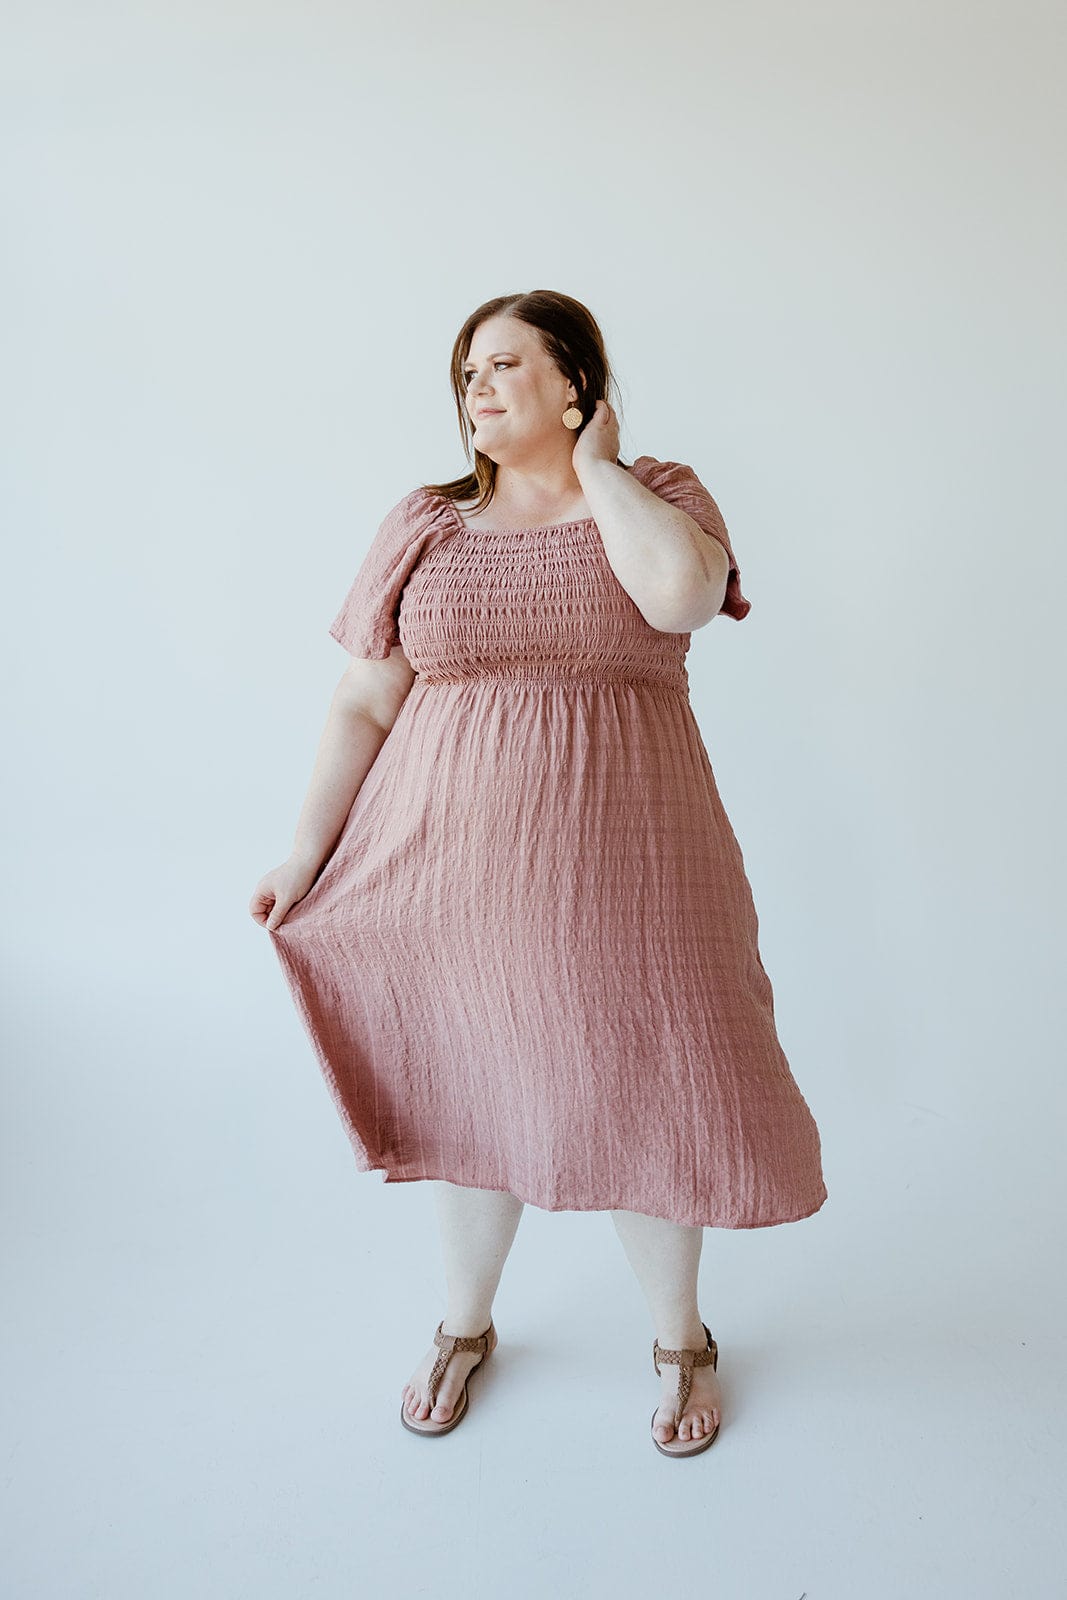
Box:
[574,402,730,632]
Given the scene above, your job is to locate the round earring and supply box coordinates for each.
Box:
[562,403,583,429]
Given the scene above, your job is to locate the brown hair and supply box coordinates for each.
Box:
[421,289,630,511]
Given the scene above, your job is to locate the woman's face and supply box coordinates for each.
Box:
[462,315,578,465]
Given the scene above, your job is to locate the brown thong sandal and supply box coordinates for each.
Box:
[400,1318,497,1437]
[651,1321,720,1458]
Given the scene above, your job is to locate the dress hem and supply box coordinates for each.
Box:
[348,1151,828,1231]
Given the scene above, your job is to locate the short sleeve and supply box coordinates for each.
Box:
[629,455,752,621]
[328,487,452,658]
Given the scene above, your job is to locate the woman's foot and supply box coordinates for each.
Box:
[400,1320,492,1425]
[652,1324,722,1445]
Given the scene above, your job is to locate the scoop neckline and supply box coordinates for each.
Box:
[439,494,596,535]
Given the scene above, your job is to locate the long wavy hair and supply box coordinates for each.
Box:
[421,290,630,511]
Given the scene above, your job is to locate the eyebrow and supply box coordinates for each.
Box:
[462,351,519,366]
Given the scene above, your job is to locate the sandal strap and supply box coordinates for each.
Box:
[426,1319,492,1405]
[652,1323,718,1428]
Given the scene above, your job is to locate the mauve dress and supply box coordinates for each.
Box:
[269,455,827,1229]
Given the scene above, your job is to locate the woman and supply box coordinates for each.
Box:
[250,290,827,1459]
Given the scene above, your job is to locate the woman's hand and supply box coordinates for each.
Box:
[571,397,620,475]
[249,855,322,931]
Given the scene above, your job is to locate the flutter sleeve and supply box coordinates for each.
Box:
[629,455,752,621]
[328,487,453,658]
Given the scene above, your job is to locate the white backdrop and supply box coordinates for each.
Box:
[4,2,1064,1596]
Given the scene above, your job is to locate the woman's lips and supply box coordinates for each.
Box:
[476,409,503,416]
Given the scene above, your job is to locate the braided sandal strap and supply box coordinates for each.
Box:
[426,1320,491,1406]
[652,1322,718,1429]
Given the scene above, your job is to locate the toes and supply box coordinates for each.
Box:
[653,1409,676,1441]
[680,1409,718,1439]
[404,1380,457,1422]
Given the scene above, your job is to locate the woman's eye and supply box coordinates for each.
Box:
[464,362,511,383]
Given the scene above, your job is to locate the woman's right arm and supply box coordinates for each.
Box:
[250,644,416,930]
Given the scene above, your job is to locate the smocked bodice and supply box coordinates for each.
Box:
[398,518,692,690]
[325,457,750,675]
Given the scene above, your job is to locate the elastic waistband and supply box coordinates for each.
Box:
[415,673,689,694]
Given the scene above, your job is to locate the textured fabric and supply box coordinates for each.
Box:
[269,455,827,1228]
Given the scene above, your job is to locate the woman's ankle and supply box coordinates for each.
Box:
[656,1319,708,1350]
[441,1309,494,1336]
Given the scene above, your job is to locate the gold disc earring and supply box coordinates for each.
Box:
[562,403,583,429]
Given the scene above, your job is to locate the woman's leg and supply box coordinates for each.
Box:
[610,1208,722,1444]
[402,1181,525,1424]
